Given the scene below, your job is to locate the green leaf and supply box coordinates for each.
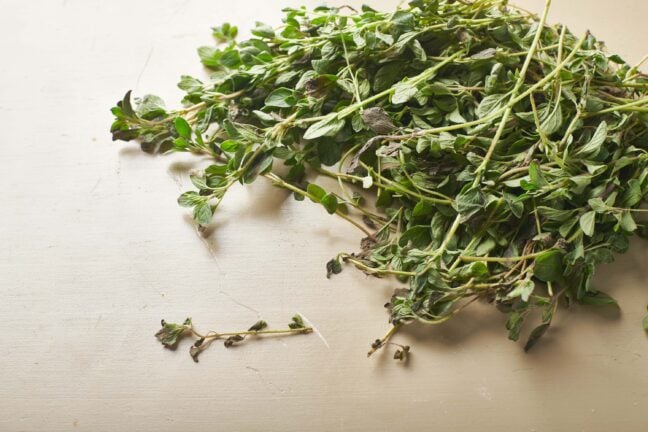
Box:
[643,314,648,332]
[537,206,574,222]
[619,211,637,232]
[558,217,579,238]
[197,46,221,68]
[457,261,490,281]
[177,191,203,208]
[391,10,414,30]
[265,87,296,108]
[303,114,345,140]
[320,193,338,214]
[533,250,564,282]
[251,21,275,39]
[399,225,431,248]
[136,94,166,119]
[506,279,535,302]
[506,311,525,341]
[253,110,275,122]
[219,49,240,68]
[212,22,238,42]
[174,117,192,139]
[539,103,563,135]
[190,174,209,190]
[374,62,403,92]
[409,39,427,61]
[413,200,433,217]
[317,140,342,166]
[391,82,418,104]
[476,93,506,118]
[575,121,607,157]
[456,186,484,222]
[119,90,135,117]
[528,161,547,187]
[243,153,274,183]
[220,139,240,152]
[587,197,607,213]
[579,291,618,306]
[307,183,326,202]
[173,137,189,151]
[524,323,550,352]
[504,193,524,218]
[579,210,596,237]
[193,202,213,225]
[622,179,642,207]
[474,237,496,256]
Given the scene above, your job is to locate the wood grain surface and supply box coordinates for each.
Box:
[0,0,646,431]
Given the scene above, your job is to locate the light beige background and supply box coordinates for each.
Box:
[0,0,646,431]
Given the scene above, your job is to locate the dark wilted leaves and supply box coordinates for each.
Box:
[248,320,268,332]
[288,314,306,330]
[362,107,396,134]
[393,345,410,361]
[224,334,245,348]
[155,318,191,348]
[326,258,342,278]
[524,323,550,352]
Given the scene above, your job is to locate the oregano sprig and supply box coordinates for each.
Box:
[155,316,312,362]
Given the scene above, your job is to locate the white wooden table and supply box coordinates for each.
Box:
[1,0,646,430]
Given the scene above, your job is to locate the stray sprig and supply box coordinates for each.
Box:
[115,0,648,357]
[156,316,312,362]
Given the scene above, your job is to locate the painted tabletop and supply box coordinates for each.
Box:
[0,0,646,431]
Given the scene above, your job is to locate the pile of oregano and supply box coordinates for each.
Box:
[111,0,648,359]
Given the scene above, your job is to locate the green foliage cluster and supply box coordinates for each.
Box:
[112,0,648,354]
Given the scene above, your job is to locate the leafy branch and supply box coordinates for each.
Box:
[155,315,312,362]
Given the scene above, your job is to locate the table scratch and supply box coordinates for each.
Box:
[134,46,155,91]
[297,311,329,349]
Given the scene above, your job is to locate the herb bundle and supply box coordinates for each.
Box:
[111,0,648,357]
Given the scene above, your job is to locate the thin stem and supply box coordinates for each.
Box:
[264,172,373,236]
[582,97,648,117]
[367,324,401,357]
[498,162,557,181]
[412,296,479,325]
[339,28,363,109]
[631,53,648,73]
[460,250,548,263]
[190,327,312,340]
[361,162,453,204]
[340,254,416,277]
[208,328,312,339]
[144,102,206,126]
[420,213,462,273]
[473,0,553,184]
